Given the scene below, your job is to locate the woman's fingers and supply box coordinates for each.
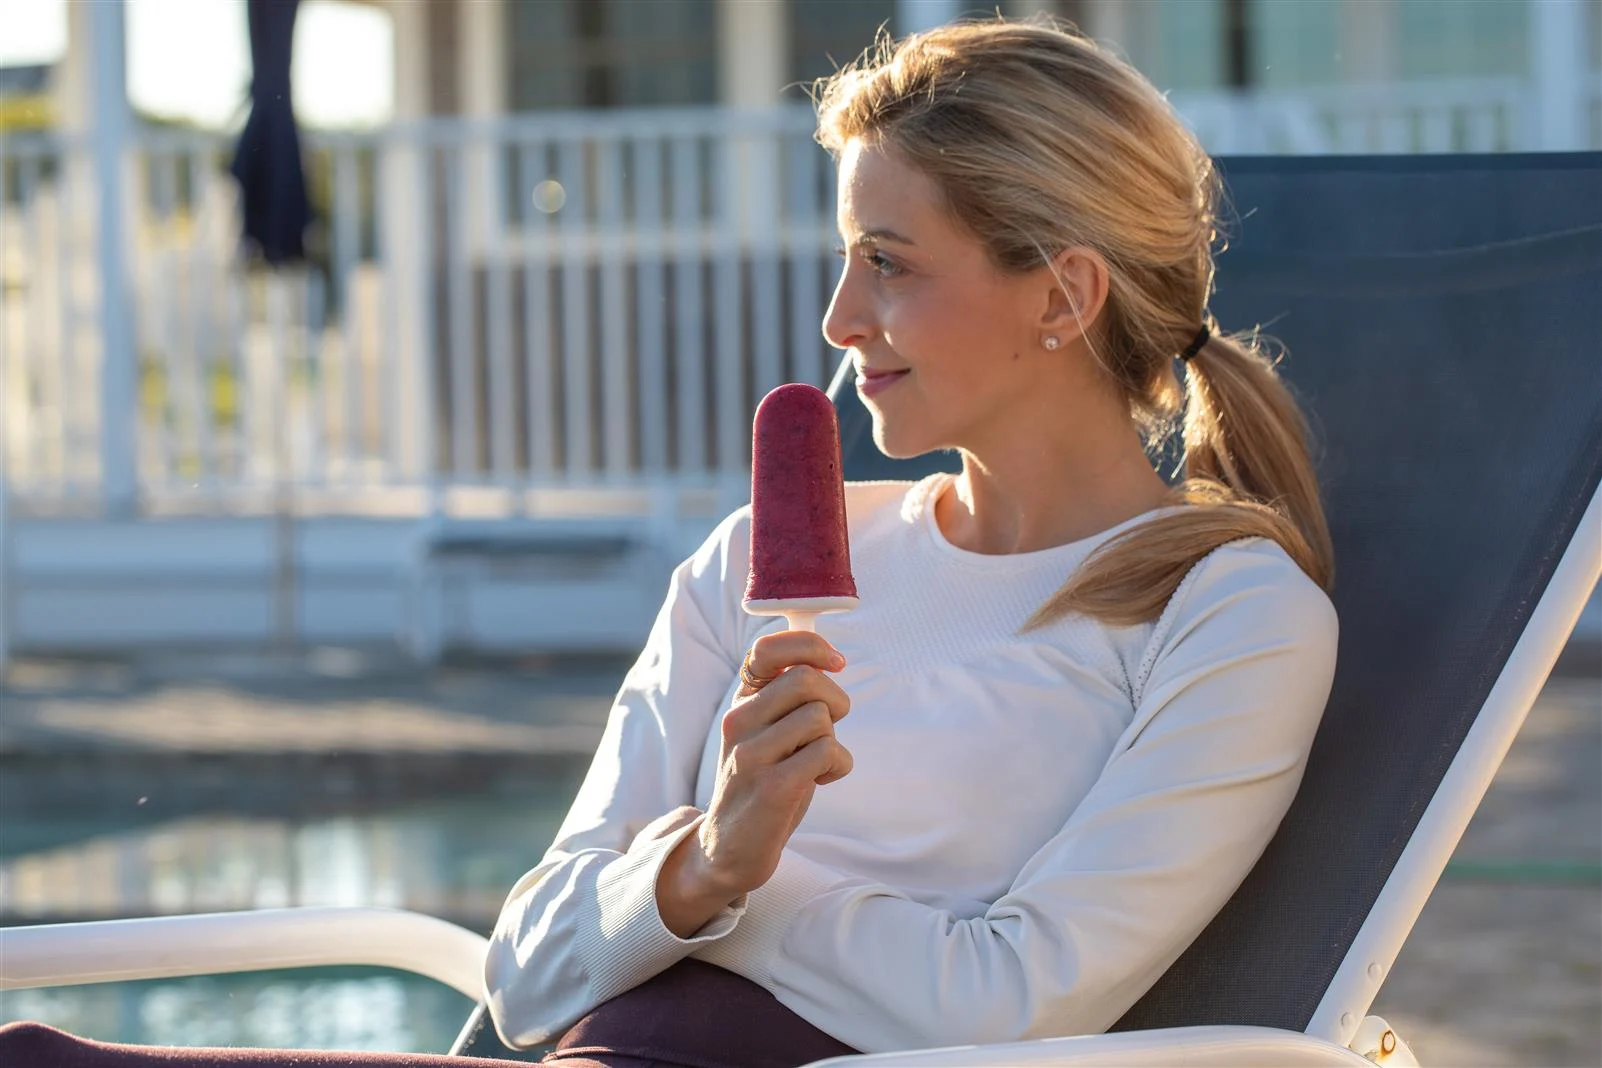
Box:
[743,700,835,764]
[736,631,846,697]
[789,734,854,787]
[724,665,851,744]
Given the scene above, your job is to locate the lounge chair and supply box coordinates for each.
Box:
[5,151,1599,1067]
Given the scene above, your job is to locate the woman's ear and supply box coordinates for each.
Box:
[1040,246,1110,345]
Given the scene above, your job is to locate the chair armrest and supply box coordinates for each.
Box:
[801,1025,1378,1067]
[0,907,488,1001]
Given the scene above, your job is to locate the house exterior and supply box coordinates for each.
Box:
[0,0,1598,662]
[395,0,1600,128]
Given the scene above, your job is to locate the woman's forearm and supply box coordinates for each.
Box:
[656,826,743,939]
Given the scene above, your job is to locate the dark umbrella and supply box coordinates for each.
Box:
[230,0,310,266]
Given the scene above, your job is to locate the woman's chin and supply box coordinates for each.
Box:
[871,419,937,461]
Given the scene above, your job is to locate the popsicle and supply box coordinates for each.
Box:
[743,383,859,633]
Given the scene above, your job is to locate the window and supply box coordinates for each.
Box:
[1250,0,1536,88]
[1249,0,1341,88]
[1116,0,1537,93]
[1397,0,1528,81]
[786,0,896,97]
[1106,0,1229,92]
[506,0,717,112]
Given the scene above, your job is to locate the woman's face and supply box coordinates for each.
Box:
[822,139,1053,460]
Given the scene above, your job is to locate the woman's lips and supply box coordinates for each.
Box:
[855,368,910,398]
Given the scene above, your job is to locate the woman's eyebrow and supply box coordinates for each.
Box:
[846,228,917,247]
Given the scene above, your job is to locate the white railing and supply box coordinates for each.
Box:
[3,81,1599,517]
[1,107,842,515]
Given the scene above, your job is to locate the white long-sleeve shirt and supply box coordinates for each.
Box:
[485,474,1339,1054]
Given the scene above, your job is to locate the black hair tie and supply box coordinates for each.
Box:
[1178,324,1211,362]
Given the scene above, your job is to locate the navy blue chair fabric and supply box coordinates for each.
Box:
[837,152,1602,1033]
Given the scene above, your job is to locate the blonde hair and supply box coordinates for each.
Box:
[815,18,1334,627]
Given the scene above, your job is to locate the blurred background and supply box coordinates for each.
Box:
[0,0,1598,1062]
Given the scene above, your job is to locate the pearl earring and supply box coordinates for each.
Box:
[1043,336,1061,351]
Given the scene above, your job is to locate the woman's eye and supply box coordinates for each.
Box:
[860,248,904,278]
[833,245,905,279]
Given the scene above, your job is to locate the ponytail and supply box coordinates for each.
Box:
[1026,329,1334,630]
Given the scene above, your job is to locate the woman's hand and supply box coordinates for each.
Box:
[703,631,853,889]
[656,632,851,937]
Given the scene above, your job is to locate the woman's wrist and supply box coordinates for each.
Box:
[656,823,742,939]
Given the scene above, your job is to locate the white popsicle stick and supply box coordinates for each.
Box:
[784,611,819,633]
[743,596,859,635]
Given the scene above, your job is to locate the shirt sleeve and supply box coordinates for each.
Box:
[483,508,754,1049]
[690,540,1340,1053]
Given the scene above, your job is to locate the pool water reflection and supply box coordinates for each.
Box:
[0,762,589,1052]
[2,971,473,1053]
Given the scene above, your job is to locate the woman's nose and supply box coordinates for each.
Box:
[822,267,874,352]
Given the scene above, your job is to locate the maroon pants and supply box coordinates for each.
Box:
[546,960,858,1067]
[0,961,861,1068]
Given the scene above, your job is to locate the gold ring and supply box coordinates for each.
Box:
[739,655,775,691]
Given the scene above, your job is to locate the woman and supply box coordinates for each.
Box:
[1,16,1337,1068]
[485,15,1337,1066]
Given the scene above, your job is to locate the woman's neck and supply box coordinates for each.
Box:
[936,424,1171,556]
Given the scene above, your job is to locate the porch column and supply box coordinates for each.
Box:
[82,0,138,516]
[1078,1,1130,50]
[458,0,507,117]
[1339,0,1397,84]
[391,0,431,121]
[1530,0,1589,150]
[716,0,786,237]
[718,0,787,107]
[897,0,962,35]
[711,0,787,501]
[380,0,433,483]
[459,0,507,254]
[1007,0,1064,19]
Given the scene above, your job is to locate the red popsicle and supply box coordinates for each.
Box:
[743,383,859,632]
